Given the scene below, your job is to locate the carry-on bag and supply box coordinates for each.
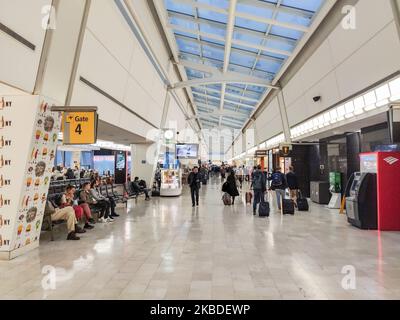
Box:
[296,190,309,211]
[282,199,295,215]
[222,192,232,206]
[245,192,252,204]
[259,197,270,217]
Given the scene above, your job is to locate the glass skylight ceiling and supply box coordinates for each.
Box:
[164,0,326,130]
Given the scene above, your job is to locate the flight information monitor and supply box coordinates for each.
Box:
[175,144,199,159]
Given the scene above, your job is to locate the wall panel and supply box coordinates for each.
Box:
[0,0,51,92]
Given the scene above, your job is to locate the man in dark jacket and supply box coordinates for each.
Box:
[251,165,266,215]
[188,167,201,207]
[226,170,240,205]
[286,166,299,204]
[132,177,150,200]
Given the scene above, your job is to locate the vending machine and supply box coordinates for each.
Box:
[347,152,400,231]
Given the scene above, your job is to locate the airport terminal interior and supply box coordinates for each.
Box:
[1,0,400,301]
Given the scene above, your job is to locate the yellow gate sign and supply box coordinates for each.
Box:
[62,111,98,145]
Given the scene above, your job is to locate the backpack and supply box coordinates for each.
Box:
[271,172,283,188]
[252,171,263,190]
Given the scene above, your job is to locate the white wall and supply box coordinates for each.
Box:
[39,0,85,105]
[254,97,281,144]
[70,0,189,141]
[0,0,51,93]
[166,93,187,133]
[248,0,400,147]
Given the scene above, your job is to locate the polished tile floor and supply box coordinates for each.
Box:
[1,178,400,300]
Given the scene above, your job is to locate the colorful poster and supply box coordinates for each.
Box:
[0,95,61,257]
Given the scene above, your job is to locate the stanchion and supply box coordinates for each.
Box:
[339,195,346,214]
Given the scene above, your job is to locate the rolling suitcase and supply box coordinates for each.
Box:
[296,190,309,211]
[259,199,270,217]
[222,192,232,206]
[245,192,252,204]
[282,199,295,215]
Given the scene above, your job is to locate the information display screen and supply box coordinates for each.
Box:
[116,153,126,170]
[94,155,115,175]
[176,144,199,159]
[360,154,378,173]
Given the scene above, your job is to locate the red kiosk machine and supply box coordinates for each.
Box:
[347,152,400,231]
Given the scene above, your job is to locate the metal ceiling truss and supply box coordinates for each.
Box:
[192,91,256,109]
[153,0,329,133]
[178,49,279,78]
[169,23,292,57]
[176,59,274,81]
[236,0,283,114]
[237,0,315,18]
[167,10,299,46]
[169,74,277,90]
[172,0,310,32]
[192,86,259,103]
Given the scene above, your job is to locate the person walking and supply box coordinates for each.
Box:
[226,170,240,205]
[236,166,244,189]
[220,166,226,181]
[244,166,250,182]
[188,167,201,207]
[251,165,266,215]
[286,166,299,206]
[269,168,288,211]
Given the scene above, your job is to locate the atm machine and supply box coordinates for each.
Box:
[346,172,377,229]
[346,152,400,231]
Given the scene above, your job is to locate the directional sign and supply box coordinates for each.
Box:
[62,111,98,145]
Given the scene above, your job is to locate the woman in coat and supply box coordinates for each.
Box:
[226,169,240,205]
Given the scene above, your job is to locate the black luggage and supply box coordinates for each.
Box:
[282,199,295,215]
[259,201,270,217]
[296,190,309,211]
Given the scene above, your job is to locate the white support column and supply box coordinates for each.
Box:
[130,144,155,187]
[391,0,400,40]
[218,0,237,127]
[130,92,171,189]
[34,0,89,105]
[277,90,292,143]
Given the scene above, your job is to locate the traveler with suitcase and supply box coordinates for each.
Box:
[251,165,266,215]
[286,166,299,206]
[236,166,244,189]
[226,170,240,205]
[269,168,288,211]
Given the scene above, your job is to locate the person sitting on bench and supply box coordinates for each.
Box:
[45,201,80,240]
[131,177,150,200]
[60,185,94,230]
[88,180,116,222]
